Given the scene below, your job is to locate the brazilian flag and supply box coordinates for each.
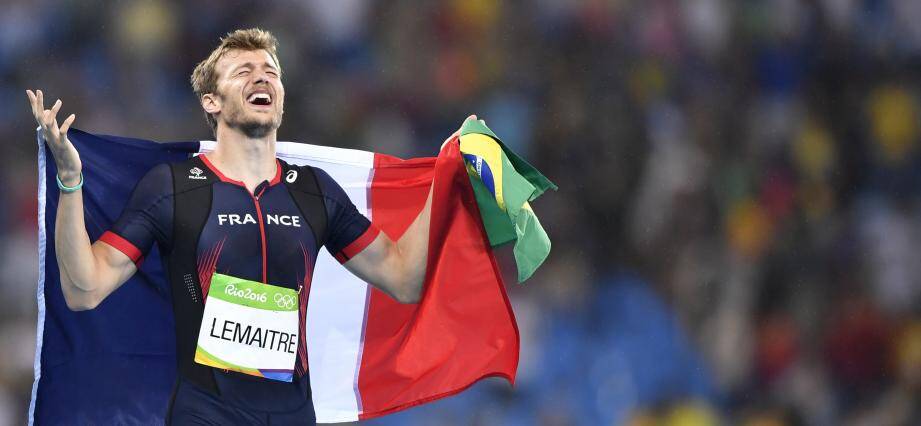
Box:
[458,119,558,282]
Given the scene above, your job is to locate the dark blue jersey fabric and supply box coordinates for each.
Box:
[99,155,377,413]
[168,377,317,425]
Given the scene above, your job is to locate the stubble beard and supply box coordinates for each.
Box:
[237,113,281,138]
[221,94,283,139]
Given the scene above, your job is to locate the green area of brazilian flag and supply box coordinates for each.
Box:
[458,119,558,282]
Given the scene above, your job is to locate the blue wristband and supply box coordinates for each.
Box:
[56,172,84,193]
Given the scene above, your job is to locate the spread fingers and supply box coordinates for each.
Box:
[60,114,76,136]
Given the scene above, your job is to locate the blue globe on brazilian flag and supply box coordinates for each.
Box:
[458,120,558,282]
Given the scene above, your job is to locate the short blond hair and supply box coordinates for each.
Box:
[190,28,281,131]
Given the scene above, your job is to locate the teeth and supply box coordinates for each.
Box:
[248,93,271,103]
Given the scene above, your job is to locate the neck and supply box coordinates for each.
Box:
[208,125,278,192]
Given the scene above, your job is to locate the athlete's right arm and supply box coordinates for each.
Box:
[28,89,138,311]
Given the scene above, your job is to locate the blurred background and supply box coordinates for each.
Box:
[2,0,920,425]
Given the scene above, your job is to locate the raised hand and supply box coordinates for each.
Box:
[27,89,81,186]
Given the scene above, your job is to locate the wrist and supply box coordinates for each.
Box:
[57,172,84,193]
[57,170,81,187]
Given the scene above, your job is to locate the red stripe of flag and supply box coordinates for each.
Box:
[356,138,519,419]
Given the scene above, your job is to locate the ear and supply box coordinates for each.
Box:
[201,93,221,115]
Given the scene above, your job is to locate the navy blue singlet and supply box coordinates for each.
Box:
[99,155,379,422]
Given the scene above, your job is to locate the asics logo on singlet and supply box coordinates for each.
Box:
[188,167,207,180]
[286,170,297,183]
[217,213,302,227]
[274,293,296,309]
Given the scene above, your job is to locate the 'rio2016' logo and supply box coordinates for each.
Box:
[224,284,267,303]
[274,293,296,309]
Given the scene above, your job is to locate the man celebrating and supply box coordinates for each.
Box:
[27,28,462,425]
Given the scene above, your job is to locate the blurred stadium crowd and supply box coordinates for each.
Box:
[1,0,920,425]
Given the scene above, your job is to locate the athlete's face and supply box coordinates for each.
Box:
[206,49,285,138]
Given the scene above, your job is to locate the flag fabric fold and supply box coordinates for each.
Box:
[31,127,525,424]
[458,120,557,282]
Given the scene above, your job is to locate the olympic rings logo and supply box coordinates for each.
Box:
[274,293,296,309]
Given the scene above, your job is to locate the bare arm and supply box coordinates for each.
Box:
[28,89,137,311]
[341,115,478,303]
[341,185,433,304]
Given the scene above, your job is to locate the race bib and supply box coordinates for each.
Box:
[195,273,299,382]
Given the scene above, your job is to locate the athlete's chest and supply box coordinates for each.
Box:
[206,184,306,233]
[194,182,320,288]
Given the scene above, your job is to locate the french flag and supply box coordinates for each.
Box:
[30,128,519,424]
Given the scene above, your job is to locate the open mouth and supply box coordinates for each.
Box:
[247,92,272,106]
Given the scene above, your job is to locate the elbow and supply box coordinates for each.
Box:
[395,292,421,304]
[398,291,422,305]
[65,297,98,312]
[394,280,423,304]
[63,288,100,311]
